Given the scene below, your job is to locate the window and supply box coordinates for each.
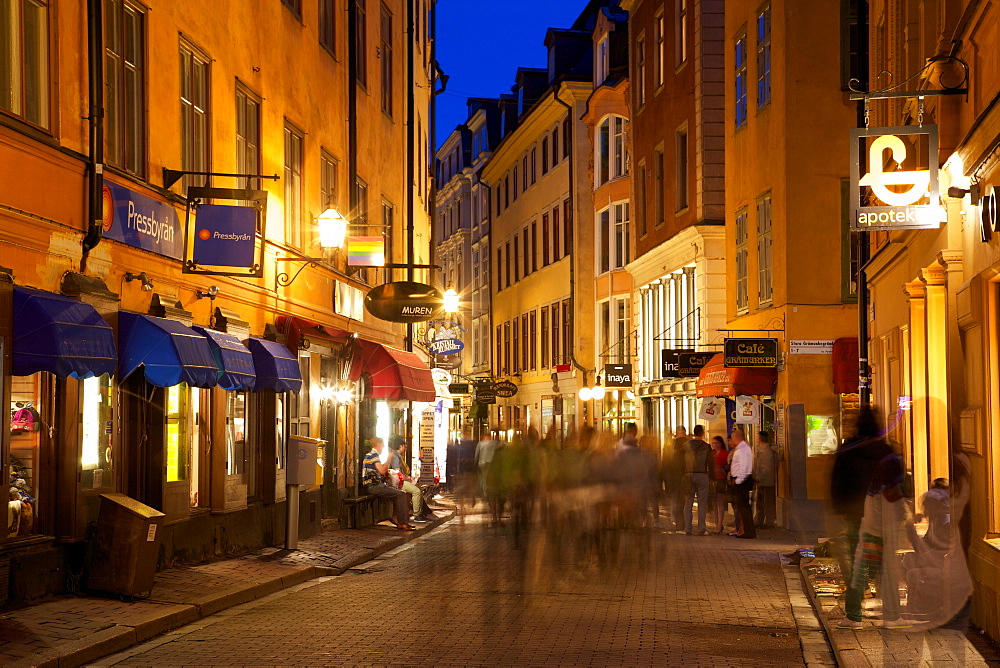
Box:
[561,299,572,365]
[654,147,664,226]
[735,208,749,312]
[757,192,773,305]
[1,0,49,128]
[236,86,261,194]
[522,156,528,190]
[675,127,688,211]
[521,228,530,277]
[81,375,113,491]
[521,313,528,370]
[380,4,392,115]
[355,0,367,88]
[654,11,664,88]
[531,221,538,272]
[596,115,628,186]
[676,0,688,66]
[381,199,394,281]
[504,174,509,208]
[563,117,571,158]
[512,166,519,200]
[552,127,559,163]
[281,0,302,18]
[540,305,550,368]
[542,214,550,266]
[599,298,631,365]
[512,318,520,373]
[841,180,860,300]
[840,0,867,91]
[288,356,310,436]
[636,35,646,107]
[531,147,537,183]
[529,310,537,370]
[541,138,549,175]
[504,322,511,374]
[321,151,339,209]
[598,202,630,273]
[319,0,336,54]
[637,162,647,237]
[757,4,771,108]
[563,198,572,257]
[495,325,502,375]
[513,235,520,282]
[550,303,560,366]
[284,124,304,248]
[180,43,210,192]
[103,0,143,172]
[505,240,511,286]
[735,32,748,127]
[595,35,609,85]
[552,206,561,261]
[166,384,191,482]
[496,246,503,291]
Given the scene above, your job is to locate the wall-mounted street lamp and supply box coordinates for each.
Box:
[124,271,154,291]
[195,285,220,300]
[275,210,353,288]
[578,377,605,401]
[442,288,460,313]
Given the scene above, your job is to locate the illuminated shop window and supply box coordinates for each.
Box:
[166,384,190,483]
[81,374,113,489]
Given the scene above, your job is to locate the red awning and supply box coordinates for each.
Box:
[349,339,435,402]
[696,353,777,398]
[833,337,860,394]
[275,315,353,352]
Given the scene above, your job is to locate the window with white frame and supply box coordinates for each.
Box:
[284,124,304,248]
[639,267,697,381]
[596,115,628,186]
[598,201,630,273]
[1,0,50,128]
[180,42,210,192]
[595,35,609,85]
[735,208,749,312]
[757,192,773,305]
[599,297,631,366]
[757,4,771,108]
[104,0,144,172]
[735,31,748,127]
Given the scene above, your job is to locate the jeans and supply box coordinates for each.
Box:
[366,482,410,524]
[733,479,756,538]
[684,473,711,533]
[754,485,776,527]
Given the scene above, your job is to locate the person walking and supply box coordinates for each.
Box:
[753,431,778,529]
[728,429,755,539]
[710,436,729,534]
[683,425,712,535]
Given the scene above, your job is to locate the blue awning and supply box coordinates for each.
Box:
[118,312,219,388]
[12,287,117,379]
[191,326,256,391]
[246,337,302,392]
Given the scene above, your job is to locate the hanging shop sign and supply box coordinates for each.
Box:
[735,395,761,423]
[347,236,385,267]
[183,186,267,277]
[102,181,183,260]
[698,397,723,421]
[981,185,997,242]
[425,320,465,356]
[850,125,940,231]
[493,380,518,398]
[677,352,713,377]
[475,385,496,404]
[661,349,694,377]
[448,383,470,394]
[603,363,633,388]
[364,281,442,323]
[724,338,778,368]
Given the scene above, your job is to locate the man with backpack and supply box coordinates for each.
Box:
[684,425,713,536]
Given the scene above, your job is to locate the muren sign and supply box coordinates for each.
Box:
[364,281,442,323]
[723,338,778,368]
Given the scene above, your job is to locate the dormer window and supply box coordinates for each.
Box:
[595,35,609,86]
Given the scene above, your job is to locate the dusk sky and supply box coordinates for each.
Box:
[434,0,584,148]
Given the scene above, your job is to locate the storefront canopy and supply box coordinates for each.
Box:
[246,337,302,393]
[118,312,219,388]
[191,326,255,391]
[11,287,117,378]
[349,339,435,402]
[275,315,352,351]
[696,353,777,398]
[833,337,860,394]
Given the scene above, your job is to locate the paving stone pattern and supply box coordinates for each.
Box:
[98,514,814,667]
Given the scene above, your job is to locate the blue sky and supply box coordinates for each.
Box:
[434,0,584,148]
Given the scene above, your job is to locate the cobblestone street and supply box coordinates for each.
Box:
[96,510,820,666]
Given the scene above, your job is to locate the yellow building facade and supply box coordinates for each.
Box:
[0,0,432,601]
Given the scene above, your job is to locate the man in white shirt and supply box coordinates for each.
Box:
[728,429,756,539]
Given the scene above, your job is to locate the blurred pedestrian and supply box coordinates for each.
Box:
[710,435,729,534]
[683,425,712,535]
[728,429,755,539]
[753,431,778,529]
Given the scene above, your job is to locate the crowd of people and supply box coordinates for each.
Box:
[444,422,779,541]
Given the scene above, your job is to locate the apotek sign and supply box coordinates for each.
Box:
[850,125,940,231]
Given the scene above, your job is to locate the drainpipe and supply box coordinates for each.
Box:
[553,90,590,425]
[82,0,105,260]
[348,0,362,498]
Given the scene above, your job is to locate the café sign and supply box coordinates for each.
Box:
[850,125,940,231]
[677,352,712,377]
[724,338,778,368]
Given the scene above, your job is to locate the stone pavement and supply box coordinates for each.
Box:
[799,555,1000,666]
[0,509,454,668]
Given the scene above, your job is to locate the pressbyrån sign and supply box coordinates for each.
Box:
[723,338,778,368]
[102,182,183,260]
[191,205,257,269]
[850,125,940,231]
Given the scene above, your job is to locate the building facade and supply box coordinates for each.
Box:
[620,0,727,457]
[0,0,433,601]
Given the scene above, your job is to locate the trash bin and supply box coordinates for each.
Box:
[87,493,166,598]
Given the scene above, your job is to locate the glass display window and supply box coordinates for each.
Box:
[81,374,113,490]
[166,383,191,483]
[9,375,42,537]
